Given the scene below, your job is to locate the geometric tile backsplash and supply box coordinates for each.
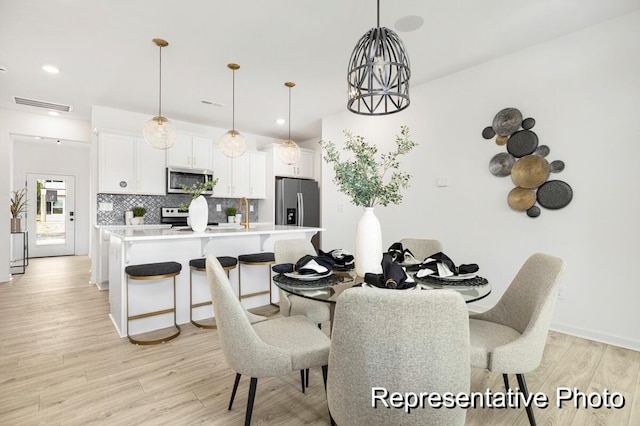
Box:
[97,193,260,225]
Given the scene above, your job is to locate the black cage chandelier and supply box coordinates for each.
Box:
[347,0,411,115]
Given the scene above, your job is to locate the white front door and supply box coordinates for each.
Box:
[26,173,76,257]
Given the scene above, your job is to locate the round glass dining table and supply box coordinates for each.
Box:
[273,271,491,305]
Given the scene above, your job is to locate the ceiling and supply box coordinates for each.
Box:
[2,0,640,142]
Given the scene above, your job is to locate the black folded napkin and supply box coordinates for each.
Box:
[386,242,418,264]
[319,249,354,268]
[295,255,336,275]
[415,252,479,278]
[272,263,294,274]
[364,254,416,289]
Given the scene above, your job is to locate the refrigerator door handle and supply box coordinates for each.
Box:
[296,193,302,226]
[299,192,304,226]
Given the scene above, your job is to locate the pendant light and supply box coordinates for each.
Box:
[143,38,177,149]
[347,0,411,115]
[220,63,246,158]
[277,82,301,165]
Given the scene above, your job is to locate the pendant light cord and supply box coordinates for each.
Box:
[232,68,236,132]
[288,86,292,140]
[377,0,380,28]
[158,44,163,118]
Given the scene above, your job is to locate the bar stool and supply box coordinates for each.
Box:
[125,261,182,345]
[189,256,238,329]
[238,252,275,304]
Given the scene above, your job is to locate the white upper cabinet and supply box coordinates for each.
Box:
[167,134,213,170]
[269,144,315,178]
[248,151,266,199]
[98,133,165,195]
[211,149,266,199]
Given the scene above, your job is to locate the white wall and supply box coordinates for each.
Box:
[0,109,91,282]
[12,138,91,255]
[321,11,640,350]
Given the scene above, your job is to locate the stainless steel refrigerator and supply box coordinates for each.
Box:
[275,177,320,249]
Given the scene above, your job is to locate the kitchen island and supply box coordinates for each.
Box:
[107,224,322,338]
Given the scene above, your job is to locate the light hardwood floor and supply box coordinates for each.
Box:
[1,256,638,425]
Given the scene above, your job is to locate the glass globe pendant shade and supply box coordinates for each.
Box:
[143,116,176,149]
[277,140,301,165]
[220,129,247,158]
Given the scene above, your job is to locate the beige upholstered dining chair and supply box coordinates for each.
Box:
[327,287,470,426]
[469,252,564,426]
[400,238,443,261]
[273,239,331,326]
[206,256,330,426]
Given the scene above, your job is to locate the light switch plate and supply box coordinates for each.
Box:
[216,204,221,212]
[249,205,254,212]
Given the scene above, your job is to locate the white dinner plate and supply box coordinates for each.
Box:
[284,271,332,281]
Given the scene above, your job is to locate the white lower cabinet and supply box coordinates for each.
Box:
[98,133,165,195]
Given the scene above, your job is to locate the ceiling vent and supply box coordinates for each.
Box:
[13,96,73,112]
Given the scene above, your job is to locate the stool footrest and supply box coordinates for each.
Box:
[128,308,175,321]
[192,301,212,308]
[191,318,217,329]
[240,290,270,299]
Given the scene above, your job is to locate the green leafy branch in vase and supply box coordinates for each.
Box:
[10,188,28,218]
[319,125,416,207]
[179,179,219,210]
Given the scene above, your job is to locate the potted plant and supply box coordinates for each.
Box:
[319,125,416,276]
[179,179,219,232]
[10,188,28,232]
[131,206,146,225]
[225,206,237,223]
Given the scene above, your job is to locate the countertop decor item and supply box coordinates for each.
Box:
[347,0,410,115]
[226,206,237,223]
[482,108,572,217]
[131,206,146,225]
[179,180,219,232]
[320,125,416,276]
[277,82,301,165]
[10,188,28,232]
[143,38,176,150]
[220,63,246,158]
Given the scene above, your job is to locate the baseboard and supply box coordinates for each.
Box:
[467,306,640,352]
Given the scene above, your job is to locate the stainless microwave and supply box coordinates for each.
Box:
[167,167,215,194]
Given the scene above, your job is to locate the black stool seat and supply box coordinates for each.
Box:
[125,261,182,277]
[238,252,275,263]
[190,256,238,270]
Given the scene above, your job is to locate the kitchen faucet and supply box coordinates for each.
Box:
[238,197,250,229]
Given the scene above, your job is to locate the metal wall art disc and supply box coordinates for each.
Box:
[507,130,538,157]
[489,152,516,177]
[550,160,565,173]
[507,187,536,211]
[533,145,550,157]
[537,180,573,209]
[492,108,523,136]
[482,126,496,139]
[522,117,536,130]
[495,135,508,146]
[510,155,550,189]
[526,206,541,217]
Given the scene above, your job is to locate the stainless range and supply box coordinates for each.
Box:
[160,207,218,228]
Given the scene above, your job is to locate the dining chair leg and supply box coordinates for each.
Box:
[245,377,258,426]
[300,370,306,393]
[516,373,536,426]
[322,365,328,393]
[229,373,242,410]
[306,368,310,388]
[503,374,510,391]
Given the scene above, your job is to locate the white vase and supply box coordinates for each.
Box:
[189,196,208,232]
[355,207,383,277]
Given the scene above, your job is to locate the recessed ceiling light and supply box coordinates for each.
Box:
[394,15,424,32]
[42,64,60,74]
[48,111,60,116]
[276,118,285,125]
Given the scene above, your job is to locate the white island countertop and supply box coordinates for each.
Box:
[106,224,324,242]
